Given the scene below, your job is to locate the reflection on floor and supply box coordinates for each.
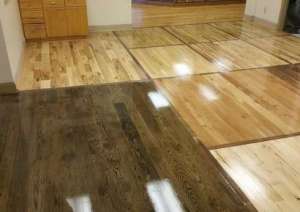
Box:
[211,136,300,212]
[0,82,255,211]
[12,13,300,212]
[156,65,300,149]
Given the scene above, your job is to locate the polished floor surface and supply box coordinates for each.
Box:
[18,19,298,90]
[132,3,245,27]
[211,135,300,212]
[191,40,287,70]
[156,65,300,149]
[13,8,300,211]
[0,82,255,212]
[210,21,288,40]
[246,35,300,64]
[115,27,182,48]
[164,23,237,44]
[130,45,223,78]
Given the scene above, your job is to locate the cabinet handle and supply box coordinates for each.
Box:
[50,1,56,4]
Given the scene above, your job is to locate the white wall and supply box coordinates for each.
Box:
[0,20,14,83]
[87,0,132,26]
[0,0,25,82]
[245,0,285,24]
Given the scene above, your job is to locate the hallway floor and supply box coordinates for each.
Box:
[7,5,300,211]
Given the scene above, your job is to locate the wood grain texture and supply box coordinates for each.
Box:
[131,45,225,78]
[132,3,245,27]
[211,135,300,212]
[191,40,288,70]
[210,21,288,40]
[17,32,147,90]
[164,23,237,43]
[0,82,255,212]
[115,27,182,48]
[246,35,300,64]
[156,65,300,148]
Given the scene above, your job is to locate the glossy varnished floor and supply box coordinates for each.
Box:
[156,65,300,149]
[0,82,255,212]
[211,136,300,212]
[18,19,298,90]
[132,3,245,27]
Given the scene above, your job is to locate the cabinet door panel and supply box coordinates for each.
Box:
[22,8,44,23]
[24,24,46,39]
[65,0,85,6]
[43,0,65,8]
[45,8,68,37]
[19,0,43,9]
[66,7,88,36]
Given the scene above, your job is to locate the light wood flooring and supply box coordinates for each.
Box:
[156,65,300,149]
[211,136,300,212]
[132,3,245,27]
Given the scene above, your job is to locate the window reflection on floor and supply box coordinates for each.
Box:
[147,179,184,212]
[66,194,93,212]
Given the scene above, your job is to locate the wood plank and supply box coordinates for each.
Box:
[115,27,182,48]
[17,32,147,90]
[156,65,300,148]
[132,3,245,27]
[0,82,255,211]
[210,21,288,40]
[131,45,224,78]
[211,135,300,212]
[246,35,300,64]
[165,23,237,43]
[191,40,287,70]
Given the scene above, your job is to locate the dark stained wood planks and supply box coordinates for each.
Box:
[0,81,255,211]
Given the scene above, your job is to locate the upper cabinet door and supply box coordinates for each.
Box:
[66,7,88,36]
[19,0,43,9]
[65,0,85,6]
[44,8,68,37]
[43,0,65,8]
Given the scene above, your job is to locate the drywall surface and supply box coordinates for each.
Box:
[87,0,132,26]
[0,0,25,81]
[245,0,284,24]
[0,20,13,83]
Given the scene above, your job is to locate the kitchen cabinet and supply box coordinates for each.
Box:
[18,0,88,40]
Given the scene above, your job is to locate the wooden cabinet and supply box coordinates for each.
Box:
[18,0,88,40]
[44,8,68,37]
[66,7,88,36]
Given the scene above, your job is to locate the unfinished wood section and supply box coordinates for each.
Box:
[17,32,147,90]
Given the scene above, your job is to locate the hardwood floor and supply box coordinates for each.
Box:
[210,21,288,40]
[211,136,300,212]
[131,45,224,78]
[164,23,237,44]
[246,35,300,64]
[191,40,288,70]
[115,27,182,48]
[132,3,245,27]
[156,65,300,149]
[0,82,255,212]
[17,32,147,90]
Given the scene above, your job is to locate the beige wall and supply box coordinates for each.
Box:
[0,20,14,83]
[87,0,132,26]
[245,0,285,24]
[0,0,25,83]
